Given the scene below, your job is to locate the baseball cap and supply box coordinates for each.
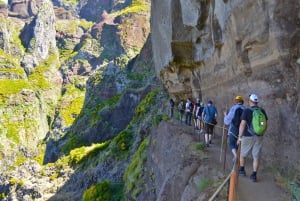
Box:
[234,95,244,102]
[208,100,213,104]
[249,94,259,103]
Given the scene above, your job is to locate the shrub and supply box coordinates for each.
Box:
[111,129,133,159]
[135,91,157,118]
[123,137,149,198]
[198,178,213,192]
[0,79,31,95]
[151,113,169,127]
[82,180,111,201]
[83,181,125,201]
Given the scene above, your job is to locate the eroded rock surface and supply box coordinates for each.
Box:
[151,0,300,173]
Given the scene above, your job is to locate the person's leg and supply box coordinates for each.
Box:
[180,111,183,123]
[185,112,188,124]
[253,159,259,172]
[204,123,209,146]
[229,133,237,161]
[239,136,254,176]
[188,112,192,125]
[208,125,213,144]
[250,136,263,182]
[197,118,201,130]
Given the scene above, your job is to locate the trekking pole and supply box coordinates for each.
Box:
[220,123,225,162]
[223,133,228,173]
[220,105,227,162]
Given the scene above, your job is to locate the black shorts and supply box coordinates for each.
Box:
[205,123,214,134]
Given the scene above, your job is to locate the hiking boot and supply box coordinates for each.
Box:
[239,168,246,176]
[209,140,212,144]
[250,173,257,182]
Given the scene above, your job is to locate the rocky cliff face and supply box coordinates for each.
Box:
[0,0,299,200]
[0,0,152,200]
[151,0,300,173]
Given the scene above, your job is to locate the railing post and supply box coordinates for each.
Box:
[228,171,237,201]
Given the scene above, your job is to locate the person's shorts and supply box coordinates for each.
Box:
[229,133,238,150]
[205,123,214,134]
[197,116,202,120]
[240,136,263,160]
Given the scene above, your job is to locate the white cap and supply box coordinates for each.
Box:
[249,94,259,103]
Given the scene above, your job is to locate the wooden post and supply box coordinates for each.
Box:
[228,171,237,201]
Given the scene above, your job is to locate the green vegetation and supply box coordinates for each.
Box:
[151,113,169,127]
[61,0,80,6]
[110,0,150,18]
[69,142,109,165]
[28,66,51,89]
[82,180,125,201]
[60,96,85,126]
[0,49,20,68]
[8,177,24,186]
[58,83,86,126]
[123,137,149,199]
[0,67,25,77]
[56,19,93,34]
[290,183,300,200]
[0,79,31,96]
[0,18,25,52]
[58,49,78,62]
[110,128,133,160]
[135,91,158,118]
[0,193,6,199]
[198,178,214,192]
[194,142,206,150]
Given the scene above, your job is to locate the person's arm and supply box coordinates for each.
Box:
[238,120,247,142]
[224,107,234,126]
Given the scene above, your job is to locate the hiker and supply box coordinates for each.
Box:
[202,100,218,147]
[178,99,185,123]
[185,98,193,126]
[237,94,268,182]
[223,96,245,162]
[196,101,205,133]
[193,98,201,129]
[169,98,175,118]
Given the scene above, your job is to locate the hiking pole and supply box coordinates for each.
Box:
[220,105,227,162]
[220,123,225,162]
[223,133,228,173]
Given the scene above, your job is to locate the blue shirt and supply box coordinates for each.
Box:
[203,105,217,123]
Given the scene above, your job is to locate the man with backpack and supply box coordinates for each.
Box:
[238,94,268,182]
[185,98,193,126]
[193,98,201,129]
[178,99,185,123]
[202,100,218,147]
[197,102,205,133]
[224,96,245,162]
[169,98,175,118]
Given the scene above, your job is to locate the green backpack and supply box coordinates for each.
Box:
[248,107,267,136]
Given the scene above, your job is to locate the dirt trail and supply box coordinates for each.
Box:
[197,126,290,201]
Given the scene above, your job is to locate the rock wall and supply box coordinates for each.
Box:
[151,0,300,172]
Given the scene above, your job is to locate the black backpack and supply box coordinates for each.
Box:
[232,107,244,127]
[196,106,204,117]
